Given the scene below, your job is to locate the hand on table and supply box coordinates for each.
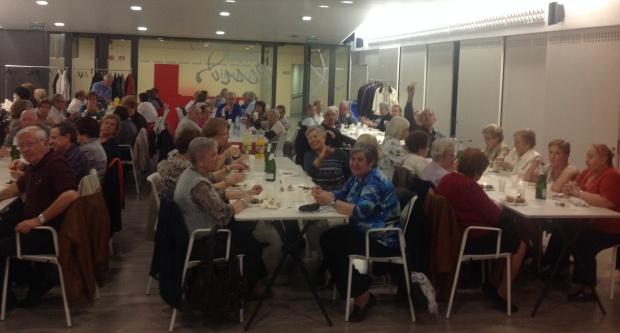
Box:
[246,185,263,196]
[15,218,42,234]
[563,182,580,197]
[312,187,334,206]
[226,172,246,186]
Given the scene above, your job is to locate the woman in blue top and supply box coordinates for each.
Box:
[313,143,400,322]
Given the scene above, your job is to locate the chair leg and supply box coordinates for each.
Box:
[169,309,177,332]
[1,257,10,321]
[611,247,617,301]
[56,262,72,327]
[145,276,153,295]
[402,260,416,322]
[344,257,354,322]
[506,256,511,317]
[446,258,464,319]
[238,255,244,323]
[132,165,141,195]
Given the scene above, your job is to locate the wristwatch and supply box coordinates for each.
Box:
[330,199,337,208]
[37,213,46,225]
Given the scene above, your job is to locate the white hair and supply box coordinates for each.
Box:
[16,125,48,142]
[385,116,410,140]
[325,106,337,116]
[187,137,218,166]
[430,138,456,162]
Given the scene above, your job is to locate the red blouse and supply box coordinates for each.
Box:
[436,173,502,238]
[575,167,620,234]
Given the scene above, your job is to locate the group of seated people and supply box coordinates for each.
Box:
[294,83,620,318]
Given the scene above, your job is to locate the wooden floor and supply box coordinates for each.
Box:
[1,188,619,332]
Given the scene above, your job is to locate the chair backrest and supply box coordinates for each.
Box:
[274,130,288,158]
[147,172,162,209]
[401,195,418,234]
[79,171,101,196]
[118,144,134,162]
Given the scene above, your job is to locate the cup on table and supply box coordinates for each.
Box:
[230,144,241,160]
[247,154,256,170]
[498,179,506,193]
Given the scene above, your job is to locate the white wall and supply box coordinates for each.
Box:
[456,38,504,147]
[398,45,426,108]
[424,43,454,136]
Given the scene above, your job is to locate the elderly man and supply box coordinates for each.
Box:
[417,108,444,148]
[420,138,456,187]
[49,94,67,125]
[0,126,78,307]
[241,91,256,116]
[215,92,243,121]
[3,109,40,149]
[91,75,113,104]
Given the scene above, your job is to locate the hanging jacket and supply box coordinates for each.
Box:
[150,196,190,310]
[52,72,60,94]
[372,85,399,116]
[125,73,134,96]
[58,190,111,303]
[102,158,124,234]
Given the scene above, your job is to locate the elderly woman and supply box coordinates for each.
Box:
[322,106,355,149]
[378,116,410,181]
[481,124,510,168]
[76,117,107,178]
[203,118,242,170]
[365,103,391,132]
[497,129,542,182]
[559,145,620,302]
[99,114,122,162]
[313,143,400,322]
[276,105,289,131]
[420,138,456,187]
[36,98,53,129]
[436,148,525,312]
[303,126,350,191]
[174,137,267,294]
[301,104,319,127]
[543,139,578,193]
[402,130,430,177]
[264,110,286,142]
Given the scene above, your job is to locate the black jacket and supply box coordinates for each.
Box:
[102,158,123,234]
[149,197,189,310]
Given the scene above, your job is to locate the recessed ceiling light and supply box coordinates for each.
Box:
[302,16,312,21]
[157,37,165,42]
[203,43,209,46]
[341,0,354,4]
[216,30,225,35]
[54,22,65,27]
[248,45,254,48]
[36,1,48,5]
[130,5,142,11]
[225,0,236,2]
[137,26,148,31]
[245,47,250,50]
[319,5,329,8]
[220,11,230,17]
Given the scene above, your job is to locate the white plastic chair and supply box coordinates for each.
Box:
[1,227,72,327]
[273,130,288,158]
[610,245,619,300]
[168,228,244,332]
[145,172,162,295]
[343,196,417,322]
[119,144,141,194]
[446,226,512,318]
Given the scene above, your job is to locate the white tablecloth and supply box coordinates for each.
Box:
[234,157,348,222]
[0,158,17,212]
[341,127,385,144]
[480,173,620,220]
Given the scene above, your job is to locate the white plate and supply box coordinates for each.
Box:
[278,170,299,177]
[502,199,527,206]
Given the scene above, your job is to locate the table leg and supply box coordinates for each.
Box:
[244,221,332,330]
[531,222,606,316]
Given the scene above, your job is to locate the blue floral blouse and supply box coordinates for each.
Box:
[332,168,401,247]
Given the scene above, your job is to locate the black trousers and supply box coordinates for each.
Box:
[320,224,399,299]
[0,201,55,290]
[571,228,620,287]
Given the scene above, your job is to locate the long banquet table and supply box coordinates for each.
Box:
[480,172,620,316]
[234,156,347,330]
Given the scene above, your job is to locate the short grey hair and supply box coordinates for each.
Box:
[482,123,504,142]
[16,125,48,142]
[325,106,337,116]
[305,126,326,139]
[187,137,218,166]
[430,138,456,162]
[243,91,256,100]
[385,116,410,140]
[350,143,379,168]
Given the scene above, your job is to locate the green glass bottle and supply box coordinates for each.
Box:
[265,143,276,182]
[10,145,20,161]
[535,163,547,200]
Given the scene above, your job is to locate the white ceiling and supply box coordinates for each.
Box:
[0,0,417,44]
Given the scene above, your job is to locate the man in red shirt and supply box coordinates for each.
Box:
[0,126,78,308]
